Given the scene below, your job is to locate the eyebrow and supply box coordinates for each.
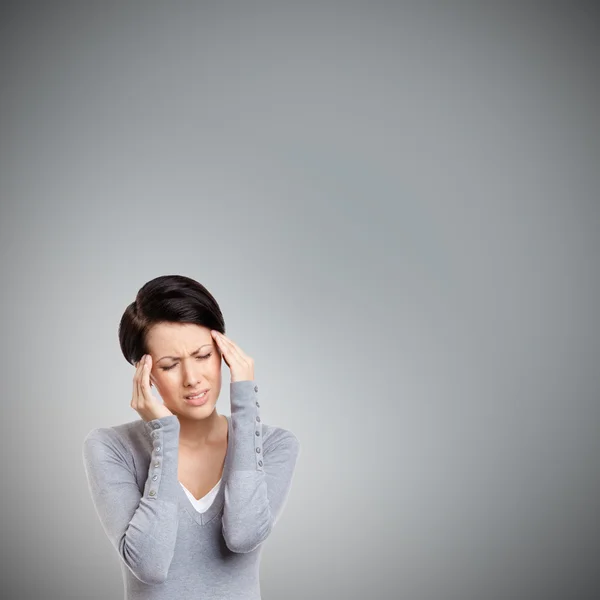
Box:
[157,344,213,362]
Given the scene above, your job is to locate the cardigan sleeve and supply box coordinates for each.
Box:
[222,380,301,553]
[82,414,182,585]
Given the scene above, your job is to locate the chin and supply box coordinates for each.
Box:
[182,400,215,413]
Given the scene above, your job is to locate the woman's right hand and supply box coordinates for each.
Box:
[132,354,173,422]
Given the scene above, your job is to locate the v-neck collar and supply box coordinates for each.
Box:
[176,414,231,526]
[179,476,222,501]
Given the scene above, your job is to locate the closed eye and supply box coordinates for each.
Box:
[160,352,213,371]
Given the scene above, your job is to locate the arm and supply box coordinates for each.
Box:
[222,380,301,553]
[82,414,182,585]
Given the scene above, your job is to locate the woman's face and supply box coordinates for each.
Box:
[144,322,223,417]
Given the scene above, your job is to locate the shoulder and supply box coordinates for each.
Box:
[82,417,147,463]
[260,421,301,457]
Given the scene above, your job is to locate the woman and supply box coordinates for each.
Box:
[82,274,301,599]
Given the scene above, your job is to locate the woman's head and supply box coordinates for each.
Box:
[119,275,225,417]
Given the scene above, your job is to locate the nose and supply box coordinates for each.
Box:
[181,360,204,388]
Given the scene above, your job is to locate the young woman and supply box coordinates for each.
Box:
[82,274,300,599]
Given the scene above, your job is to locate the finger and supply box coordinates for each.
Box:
[212,332,249,373]
[217,337,250,372]
[213,336,241,371]
[211,331,229,354]
[132,357,145,408]
[134,355,150,407]
[134,357,145,380]
[135,376,142,410]
[214,333,239,362]
[143,356,153,394]
[214,332,238,355]
[217,334,253,368]
[213,336,231,365]
[136,360,147,406]
[137,357,154,387]
[140,356,152,401]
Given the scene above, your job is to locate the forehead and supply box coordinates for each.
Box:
[146,322,211,351]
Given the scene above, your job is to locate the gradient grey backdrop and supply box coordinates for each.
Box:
[1,2,598,599]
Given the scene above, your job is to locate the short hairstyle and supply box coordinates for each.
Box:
[118,275,226,366]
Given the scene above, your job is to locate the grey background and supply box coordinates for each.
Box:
[1,1,599,599]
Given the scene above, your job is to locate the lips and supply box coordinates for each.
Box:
[185,388,209,399]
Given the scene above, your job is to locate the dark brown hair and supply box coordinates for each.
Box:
[118,275,225,366]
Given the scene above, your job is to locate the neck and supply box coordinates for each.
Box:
[175,409,226,450]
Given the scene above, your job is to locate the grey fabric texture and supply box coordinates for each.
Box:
[82,380,300,599]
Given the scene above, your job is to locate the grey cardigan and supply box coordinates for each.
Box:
[82,380,300,599]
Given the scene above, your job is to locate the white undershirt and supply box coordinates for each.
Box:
[179,477,223,513]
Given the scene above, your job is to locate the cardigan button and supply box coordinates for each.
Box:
[256,447,261,453]
[149,490,156,496]
[258,460,263,467]
[254,385,258,392]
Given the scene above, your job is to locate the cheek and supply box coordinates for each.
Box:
[153,370,176,386]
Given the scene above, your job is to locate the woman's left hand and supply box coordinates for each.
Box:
[211,330,255,383]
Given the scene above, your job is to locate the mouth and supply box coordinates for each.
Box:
[184,389,209,400]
